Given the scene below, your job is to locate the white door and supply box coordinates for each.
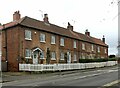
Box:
[67,52,71,63]
[33,51,38,64]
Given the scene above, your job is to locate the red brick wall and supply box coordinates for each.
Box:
[2,25,108,71]
[0,31,2,57]
[2,30,6,61]
[2,26,20,71]
[19,26,60,64]
[7,27,20,71]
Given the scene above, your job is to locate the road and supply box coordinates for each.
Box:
[2,66,119,88]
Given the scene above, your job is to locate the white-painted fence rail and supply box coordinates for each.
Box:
[19,61,117,72]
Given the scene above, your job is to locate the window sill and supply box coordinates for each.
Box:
[51,58,56,60]
[60,45,64,47]
[51,43,56,45]
[25,38,32,41]
[60,59,64,60]
[25,57,32,59]
[40,58,45,60]
[73,60,77,61]
[40,41,46,43]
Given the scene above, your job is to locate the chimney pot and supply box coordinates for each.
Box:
[13,11,21,21]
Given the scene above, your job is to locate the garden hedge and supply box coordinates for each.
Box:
[79,58,117,63]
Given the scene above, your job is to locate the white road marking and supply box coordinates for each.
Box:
[74,69,118,80]
[103,80,120,87]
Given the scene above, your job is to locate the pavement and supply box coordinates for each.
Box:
[1,70,81,83]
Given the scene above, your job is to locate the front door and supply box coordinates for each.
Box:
[33,51,39,64]
[67,52,71,63]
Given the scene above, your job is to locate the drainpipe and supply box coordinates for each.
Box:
[3,24,8,71]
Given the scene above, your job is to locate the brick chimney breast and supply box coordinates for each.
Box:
[102,35,105,43]
[85,29,90,36]
[67,22,73,31]
[13,11,21,21]
[43,14,49,23]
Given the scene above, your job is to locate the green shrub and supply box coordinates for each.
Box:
[108,58,117,61]
[79,58,117,63]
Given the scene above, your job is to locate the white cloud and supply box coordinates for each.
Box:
[0,0,118,55]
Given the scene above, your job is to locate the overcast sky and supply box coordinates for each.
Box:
[0,0,119,55]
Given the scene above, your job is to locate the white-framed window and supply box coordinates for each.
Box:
[40,51,44,59]
[82,56,85,59]
[105,49,107,53]
[40,33,45,42]
[91,44,94,51]
[82,43,85,50]
[25,49,31,58]
[51,52,56,60]
[82,53,85,59]
[25,30,32,40]
[60,52,64,60]
[51,35,56,44]
[98,46,100,52]
[73,53,77,61]
[60,37,64,46]
[73,40,77,48]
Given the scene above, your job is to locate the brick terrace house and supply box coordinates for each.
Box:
[0,11,108,71]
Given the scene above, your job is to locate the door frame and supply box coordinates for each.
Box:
[32,47,42,64]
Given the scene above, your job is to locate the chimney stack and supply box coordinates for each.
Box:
[67,22,73,31]
[13,11,21,21]
[43,14,49,23]
[85,29,90,36]
[102,35,105,43]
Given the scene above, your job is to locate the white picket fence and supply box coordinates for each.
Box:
[19,61,118,72]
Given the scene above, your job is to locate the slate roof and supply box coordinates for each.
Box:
[0,16,108,47]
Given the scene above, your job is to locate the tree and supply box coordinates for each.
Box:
[46,48,51,64]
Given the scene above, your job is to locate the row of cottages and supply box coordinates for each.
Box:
[0,11,108,72]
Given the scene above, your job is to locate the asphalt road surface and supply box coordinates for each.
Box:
[2,66,119,88]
